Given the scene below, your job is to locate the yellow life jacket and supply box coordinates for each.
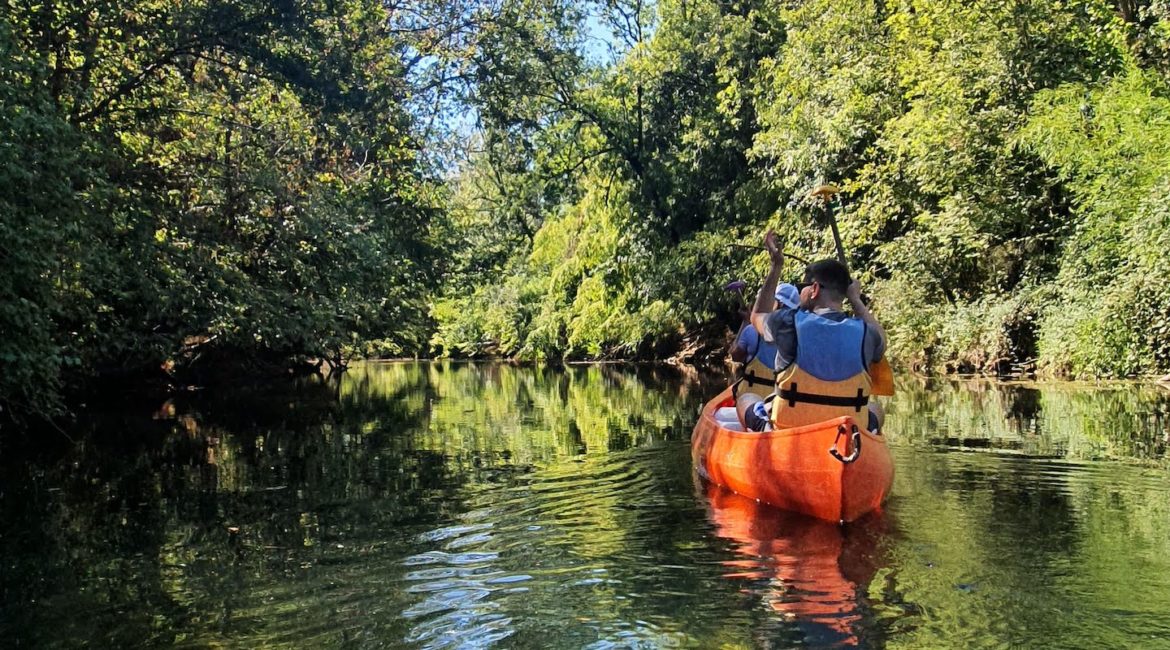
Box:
[732,355,775,399]
[869,357,896,396]
[771,363,872,429]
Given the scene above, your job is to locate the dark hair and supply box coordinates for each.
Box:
[803,259,851,296]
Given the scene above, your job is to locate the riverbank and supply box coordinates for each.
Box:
[7,318,1167,441]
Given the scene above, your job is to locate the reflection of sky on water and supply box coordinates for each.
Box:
[402,515,657,649]
[398,446,702,649]
[402,520,518,649]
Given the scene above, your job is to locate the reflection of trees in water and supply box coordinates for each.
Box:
[891,378,1170,462]
[5,365,1170,647]
[1003,384,1042,425]
[887,380,1169,644]
[1,361,711,646]
[2,415,202,646]
[842,377,1170,648]
[888,375,1170,648]
[340,361,707,464]
[887,444,1170,648]
[396,446,736,648]
[0,370,445,646]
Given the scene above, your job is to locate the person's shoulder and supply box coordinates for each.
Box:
[736,324,759,345]
[769,307,798,322]
[765,307,797,333]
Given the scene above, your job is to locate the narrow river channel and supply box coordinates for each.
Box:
[3,362,1169,648]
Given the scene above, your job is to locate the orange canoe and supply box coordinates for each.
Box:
[691,387,894,523]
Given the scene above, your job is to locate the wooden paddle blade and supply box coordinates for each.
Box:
[870,357,895,396]
[809,184,841,200]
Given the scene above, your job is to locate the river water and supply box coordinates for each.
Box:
[2,362,1169,648]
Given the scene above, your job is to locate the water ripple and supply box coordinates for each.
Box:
[398,449,694,648]
[403,550,500,566]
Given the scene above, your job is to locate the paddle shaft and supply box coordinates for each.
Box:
[825,199,848,270]
[822,195,871,304]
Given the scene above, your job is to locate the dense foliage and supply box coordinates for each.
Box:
[1,0,443,422]
[434,0,1170,380]
[6,0,1170,425]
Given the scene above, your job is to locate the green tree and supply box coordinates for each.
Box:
[1,0,445,425]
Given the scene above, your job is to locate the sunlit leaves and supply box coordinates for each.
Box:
[434,0,1170,379]
[1024,71,1170,375]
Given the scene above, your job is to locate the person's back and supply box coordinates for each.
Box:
[770,307,874,428]
[738,233,887,433]
[730,283,799,399]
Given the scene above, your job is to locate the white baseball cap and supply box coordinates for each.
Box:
[775,283,800,309]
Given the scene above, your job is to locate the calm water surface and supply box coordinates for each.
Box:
[2,362,1170,648]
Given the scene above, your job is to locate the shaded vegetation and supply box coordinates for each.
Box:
[1,0,443,423]
[6,0,1170,427]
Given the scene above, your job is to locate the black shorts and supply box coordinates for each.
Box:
[744,400,771,432]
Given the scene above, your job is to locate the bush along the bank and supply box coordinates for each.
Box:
[433,0,1170,379]
[1,1,442,424]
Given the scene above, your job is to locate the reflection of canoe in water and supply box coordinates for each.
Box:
[692,387,894,523]
[703,483,886,646]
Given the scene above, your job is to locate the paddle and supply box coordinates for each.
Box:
[809,184,847,266]
[808,184,895,396]
[724,279,747,308]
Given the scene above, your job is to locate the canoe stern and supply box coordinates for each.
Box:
[692,389,894,523]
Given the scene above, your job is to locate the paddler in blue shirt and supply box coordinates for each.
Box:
[730,283,800,399]
[737,230,888,434]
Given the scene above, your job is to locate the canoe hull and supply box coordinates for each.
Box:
[691,387,894,523]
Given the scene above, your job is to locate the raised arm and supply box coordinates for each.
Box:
[846,278,887,350]
[750,230,784,337]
